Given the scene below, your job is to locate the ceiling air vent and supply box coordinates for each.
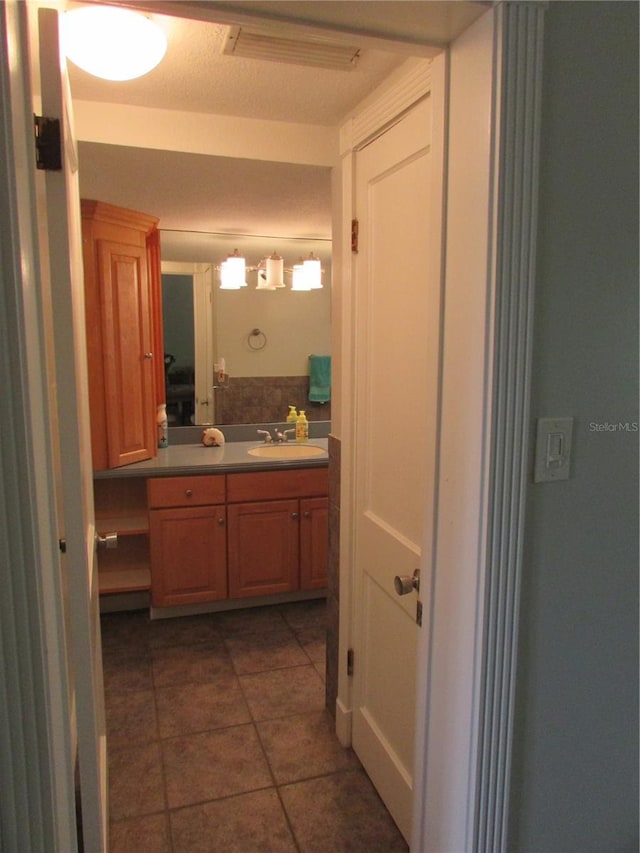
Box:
[223,26,360,71]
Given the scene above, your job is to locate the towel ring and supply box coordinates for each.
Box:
[247,328,267,350]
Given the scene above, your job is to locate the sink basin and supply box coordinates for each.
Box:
[248,444,326,459]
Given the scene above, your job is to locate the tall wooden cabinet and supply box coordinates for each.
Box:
[81,200,163,471]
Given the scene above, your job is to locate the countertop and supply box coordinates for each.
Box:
[93,438,329,479]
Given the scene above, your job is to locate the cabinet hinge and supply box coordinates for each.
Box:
[351,218,359,253]
[347,648,354,677]
[34,114,62,171]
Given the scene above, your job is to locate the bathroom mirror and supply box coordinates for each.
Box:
[161,230,331,426]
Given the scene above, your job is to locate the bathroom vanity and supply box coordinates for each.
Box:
[94,439,329,615]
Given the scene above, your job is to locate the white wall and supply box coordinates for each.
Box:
[509,3,639,850]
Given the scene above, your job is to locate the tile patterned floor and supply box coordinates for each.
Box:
[102,600,408,853]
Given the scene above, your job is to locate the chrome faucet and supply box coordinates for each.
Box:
[256,429,273,443]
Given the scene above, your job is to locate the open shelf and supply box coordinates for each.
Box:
[99,568,151,594]
[96,514,148,536]
[97,532,150,594]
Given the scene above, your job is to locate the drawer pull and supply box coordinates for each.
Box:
[303,511,310,519]
[291,512,299,520]
[217,517,225,526]
[185,489,193,497]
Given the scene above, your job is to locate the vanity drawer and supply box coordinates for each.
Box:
[148,474,226,508]
[227,468,328,503]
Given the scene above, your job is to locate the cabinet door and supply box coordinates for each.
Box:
[150,505,227,607]
[300,497,329,590]
[99,239,156,468]
[227,499,299,597]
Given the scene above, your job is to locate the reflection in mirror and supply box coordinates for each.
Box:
[161,231,331,426]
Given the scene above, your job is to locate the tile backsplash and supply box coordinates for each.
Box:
[215,376,331,426]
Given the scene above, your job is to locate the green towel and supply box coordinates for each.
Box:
[309,355,331,403]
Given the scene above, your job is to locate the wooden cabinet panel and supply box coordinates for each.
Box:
[81,200,161,471]
[227,499,299,597]
[149,505,227,607]
[300,497,329,590]
[99,239,156,468]
[227,467,328,503]
[148,474,226,508]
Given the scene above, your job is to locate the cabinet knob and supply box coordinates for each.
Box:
[303,511,310,518]
[185,489,193,497]
[217,517,225,525]
[144,352,154,359]
[291,512,299,520]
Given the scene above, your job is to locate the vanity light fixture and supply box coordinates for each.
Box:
[63,6,167,81]
[219,249,248,289]
[218,250,323,291]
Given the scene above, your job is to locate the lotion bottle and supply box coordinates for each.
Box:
[295,410,309,443]
[157,404,168,448]
[287,406,297,423]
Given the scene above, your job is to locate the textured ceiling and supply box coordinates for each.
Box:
[67,13,407,125]
[78,142,331,238]
[70,2,484,241]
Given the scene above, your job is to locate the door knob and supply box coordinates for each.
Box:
[394,568,420,596]
[95,532,118,551]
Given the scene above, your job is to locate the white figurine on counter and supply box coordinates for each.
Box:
[201,427,225,447]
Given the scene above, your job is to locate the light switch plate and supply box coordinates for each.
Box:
[534,417,574,483]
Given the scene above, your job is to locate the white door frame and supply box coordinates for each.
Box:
[161,260,216,424]
[0,1,78,849]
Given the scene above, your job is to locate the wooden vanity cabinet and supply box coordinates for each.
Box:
[226,468,329,598]
[300,497,329,590]
[148,475,227,607]
[81,200,163,471]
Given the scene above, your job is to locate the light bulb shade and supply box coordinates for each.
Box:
[303,253,323,289]
[63,7,167,81]
[265,253,285,288]
[220,252,247,289]
[291,261,311,291]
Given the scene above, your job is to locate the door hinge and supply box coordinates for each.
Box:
[34,114,62,171]
[347,648,354,677]
[416,600,423,627]
[351,218,359,253]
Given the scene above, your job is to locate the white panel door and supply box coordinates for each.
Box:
[351,95,441,842]
[37,8,108,851]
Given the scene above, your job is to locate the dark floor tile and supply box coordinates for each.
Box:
[212,605,289,637]
[314,658,326,683]
[225,628,309,675]
[146,614,221,649]
[155,675,251,738]
[108,742,165,821]
[105,688,158,749]
[100,610,150,652]
[257,711,359,784]
[280,769,409,853]
[162,724,272,809]
[240,665,326,721]
[295,624,326,663]
[170,789,297,853]
[280,599,327,633]
[109,812,170,853]
[103,647,154,693]
[151,640,233,687]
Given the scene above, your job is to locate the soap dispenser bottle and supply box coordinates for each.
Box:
[295,409,309,443]
[287,406,298,423]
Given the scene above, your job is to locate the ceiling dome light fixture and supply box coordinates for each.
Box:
[63,7,167,81]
